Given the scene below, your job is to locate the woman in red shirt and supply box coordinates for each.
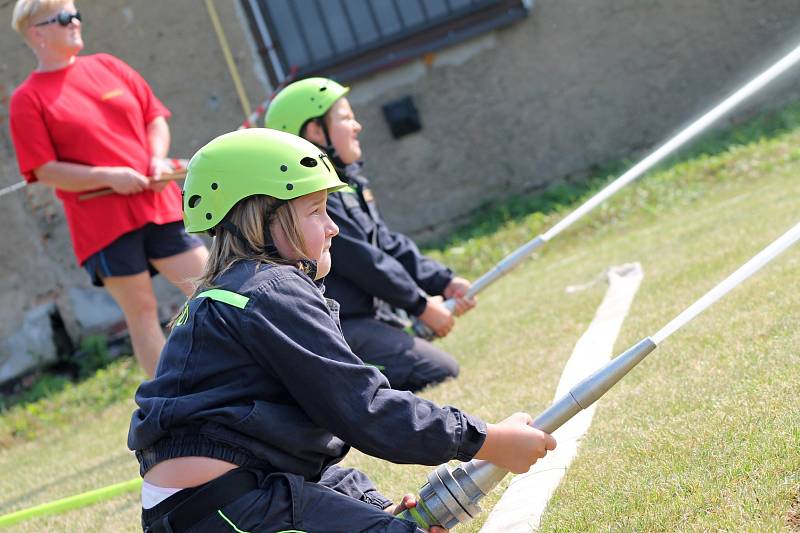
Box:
[10,0,208,377]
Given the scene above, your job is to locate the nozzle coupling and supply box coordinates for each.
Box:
[402,460,504,528]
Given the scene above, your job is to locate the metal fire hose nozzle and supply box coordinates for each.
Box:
[399,337,657,528]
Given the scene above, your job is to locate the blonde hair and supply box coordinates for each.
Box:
[195,194,310,290]
[12,0,68,33]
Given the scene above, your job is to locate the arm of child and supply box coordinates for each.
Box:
[373,219,454,297]
[244,271,486,466]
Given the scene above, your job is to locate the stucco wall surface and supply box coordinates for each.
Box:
[348,0,800,238]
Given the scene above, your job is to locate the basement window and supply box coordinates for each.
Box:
[241,0,532,85]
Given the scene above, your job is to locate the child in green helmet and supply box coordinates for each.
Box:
[267,78,477,392]
[128,128,555,532]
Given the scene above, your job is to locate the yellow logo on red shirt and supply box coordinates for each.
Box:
[101,88,124,101]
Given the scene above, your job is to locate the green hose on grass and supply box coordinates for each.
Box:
[0,478,310,531]
[0,477,142,527]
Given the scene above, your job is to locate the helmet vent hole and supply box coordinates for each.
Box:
[187,194,202,208]
[280,164,288,172]
[300,157,318,168]
[211,182,218,190]
[286,183,294,191]
[205,213,212,220]
[319,86,327,92]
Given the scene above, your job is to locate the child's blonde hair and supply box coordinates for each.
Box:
[11,0,67,33]
[195,194,310,290]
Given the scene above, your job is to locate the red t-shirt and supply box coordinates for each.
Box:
[9,53,184,264]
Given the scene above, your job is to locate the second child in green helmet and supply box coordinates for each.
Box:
[266,77,477,392]
[128,128,556,532]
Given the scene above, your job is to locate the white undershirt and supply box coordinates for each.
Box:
[141,480,184,509]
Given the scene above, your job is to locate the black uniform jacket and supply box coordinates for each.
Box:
[325,165,453,319]
[128,261,486,480]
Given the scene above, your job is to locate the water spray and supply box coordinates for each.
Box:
[415,41,800,339]
[400,220,800,529]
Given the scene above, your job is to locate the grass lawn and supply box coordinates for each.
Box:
[1,106,799,531]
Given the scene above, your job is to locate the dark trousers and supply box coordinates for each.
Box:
[341,317,459,392]
[141,466,421,533]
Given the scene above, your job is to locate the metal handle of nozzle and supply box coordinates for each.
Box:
[398,337,657,529]
[409,236,548,341]
[441,236,547,314]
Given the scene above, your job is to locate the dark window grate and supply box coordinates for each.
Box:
[242,0,531,86]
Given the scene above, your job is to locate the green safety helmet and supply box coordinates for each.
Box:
[265,77,350,135]
[182,128,345,233]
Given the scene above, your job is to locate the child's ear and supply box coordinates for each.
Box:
[303,120,326,147]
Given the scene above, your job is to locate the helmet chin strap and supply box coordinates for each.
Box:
[261,225,281,258]
[212,211,282,258]
[217,218,250,247]
[316,118,347,170]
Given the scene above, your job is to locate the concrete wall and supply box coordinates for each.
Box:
[1,0,800,381]
[349,0,800,238]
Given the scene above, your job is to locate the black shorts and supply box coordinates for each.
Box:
[83,221,203,287]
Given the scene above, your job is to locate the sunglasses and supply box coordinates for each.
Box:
[33,10,81,27]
